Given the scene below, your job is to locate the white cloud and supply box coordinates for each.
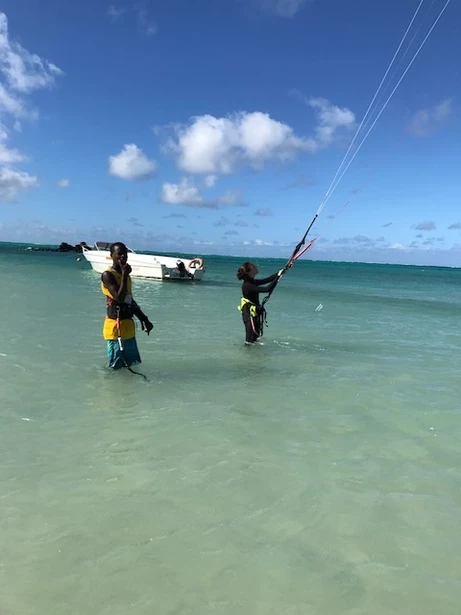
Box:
[0,143,23,164]
[0,166,38,203]
[204,174,217,188]
[107,5,126,20]
[250,0,310,18]
[0,124,26,164]
[0,13,63,94]
[243,238,278,247]
[308,97,356,146]
[160,178,203,206]
[167,116,233,175]
[57,178,69,188]
[108,144,156,181]
[0,82,25,117]
[160,177,245,209]
[107,5,157,35]
[407,99,452,137]
[169,112,316,174]
[177,111,316,174]
[0,13,62,204]
[167,100,354,175]
[137,9,157,36]
[217,190,243,206]
[238,112,315,165]
[193,239,216,247]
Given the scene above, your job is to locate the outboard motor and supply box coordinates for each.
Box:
[176,260,193,278]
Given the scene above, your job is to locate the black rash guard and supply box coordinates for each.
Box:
[241,273,279,306]
[240,272,279,343]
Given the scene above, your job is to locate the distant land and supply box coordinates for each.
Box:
[0,241,459,270]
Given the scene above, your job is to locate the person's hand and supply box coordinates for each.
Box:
[142,319,154,335]
[121,262,132,275]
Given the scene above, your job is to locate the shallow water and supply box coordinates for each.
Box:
[1,246,460,614]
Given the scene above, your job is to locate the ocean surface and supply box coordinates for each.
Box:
[1,242,460,615]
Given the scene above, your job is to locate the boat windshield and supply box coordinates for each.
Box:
[95,241,134,252]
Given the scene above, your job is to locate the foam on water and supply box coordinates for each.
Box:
[1,246,461,614]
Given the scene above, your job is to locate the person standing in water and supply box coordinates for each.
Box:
[101,242,153,370]
[236,261,285,344]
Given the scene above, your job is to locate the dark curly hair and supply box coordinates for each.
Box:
[236,261,255,281]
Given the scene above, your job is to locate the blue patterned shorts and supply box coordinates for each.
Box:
[106,337,141,370]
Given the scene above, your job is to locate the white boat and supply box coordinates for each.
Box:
[81,242,206,281]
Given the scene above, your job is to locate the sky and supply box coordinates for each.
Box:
[0,0,460,265]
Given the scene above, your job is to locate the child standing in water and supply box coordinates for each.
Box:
[236,262,284,344]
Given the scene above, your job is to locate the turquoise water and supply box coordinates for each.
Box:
[1,243,461,614]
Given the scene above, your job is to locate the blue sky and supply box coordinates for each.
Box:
[0,0,460,265]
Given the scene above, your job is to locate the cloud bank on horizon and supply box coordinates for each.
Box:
[0,0,459,266]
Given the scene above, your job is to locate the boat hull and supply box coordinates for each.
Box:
[82,248,205,281]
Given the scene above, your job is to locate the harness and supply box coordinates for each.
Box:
[106,297,134,320]
[238,297,268,337]
[238,297,257,317]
